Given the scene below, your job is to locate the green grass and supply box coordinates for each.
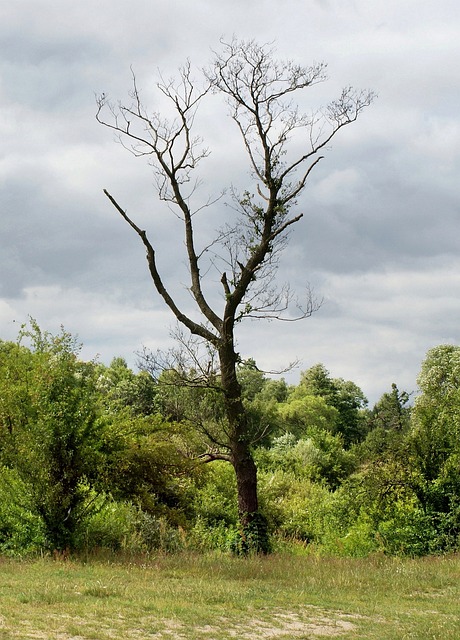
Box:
[0,552,458,639]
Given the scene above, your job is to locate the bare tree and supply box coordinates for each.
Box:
[96,38,374,551]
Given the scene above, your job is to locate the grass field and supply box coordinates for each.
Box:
[0,552,459,639]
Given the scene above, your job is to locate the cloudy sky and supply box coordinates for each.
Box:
[1,0,459,404]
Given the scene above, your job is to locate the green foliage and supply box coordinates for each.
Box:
[187,462,240,551]
[230,511,272,555]
[368,383,411,432]
[98,412,196,523]
[411,345,460,479]
[74,496,135,551]
[277,395,339,439]
[296,363,338,399]
[409,345,460,551]
[2,323,460,559]
[190,461,272,554]
[322,444,458,557]
[328,495,439,558]
[97,357,158,415]
[257,378,289,404]
[189,518,239,551]
[376,500,439,556]
[0,322,103,550]
[0,322,195,553]
[192,461,238,527]
[155,369,229,456]
[356,424,407,461]
[237,358,266,402]
[293,364,368,446]
[75,497,185,553]
[259,470,334,543]
[0,467,45,555]
[256,429,355,489]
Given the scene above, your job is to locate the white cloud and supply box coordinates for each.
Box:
[0,285,172,368]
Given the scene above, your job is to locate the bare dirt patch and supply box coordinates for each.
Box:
[194,606,361,639]
[5,607,363,639]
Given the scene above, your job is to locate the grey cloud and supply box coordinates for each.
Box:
[1,0,460,404]
[0,33,109,112]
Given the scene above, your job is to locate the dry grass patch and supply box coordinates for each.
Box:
[0,553,458,639]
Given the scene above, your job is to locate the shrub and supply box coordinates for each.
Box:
[377,502,438,556]
[0,468,46,556]
[258,469,333,543]
[74,498,136,552]
[321,514,379,557]
[192,461,238,527]
[74,498,185,553]
[189,518,239,551]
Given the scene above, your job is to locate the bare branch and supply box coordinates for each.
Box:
[103,190,219,346]
[197,451,232,463]
[137,327,222,389]
[98,71,223,334]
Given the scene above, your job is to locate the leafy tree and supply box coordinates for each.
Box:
[0,322,102,550]
[368,383,411,433]
[278,395,339,439]
[97,357,158,416]
[0,468,46,555]
[237,359,266,402]
[410,345,460,549]
[296,364,338,400]
[333,378,369,445]
[357,384,411,463]
[97,38,374,550]
[98,412,197,525]
[257,378,289,404]
[412,345,460,483]
[293,364,368,445]
[257,428,354,489]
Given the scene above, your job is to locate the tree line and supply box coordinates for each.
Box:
[0,320,459,557]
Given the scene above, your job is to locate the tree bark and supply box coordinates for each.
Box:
[231,438,259,518]
[218,340,258,512]
[218,339,269,552]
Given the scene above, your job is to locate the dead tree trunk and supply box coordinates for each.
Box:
[219,341,269,552]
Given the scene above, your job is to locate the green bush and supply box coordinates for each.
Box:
[318,482,453,557]
[321,514,379,557]
[258,469,333,543]
[256,430,355,489]
[189,517,239,551]
[74,498,136,552]
[0,468,45,555]
[377,502,438,556]
[133,510,185,552]
[0,324,103,551]
[192,461,238,527]
[75,498,185,553]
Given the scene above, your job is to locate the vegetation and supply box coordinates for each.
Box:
[0,320,459,559]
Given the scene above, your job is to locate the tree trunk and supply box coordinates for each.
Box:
[219,340,270,553]
[230,436,269,554]
[231,438,259,518]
